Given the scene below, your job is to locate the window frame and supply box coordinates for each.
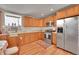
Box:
[4,12,22,27]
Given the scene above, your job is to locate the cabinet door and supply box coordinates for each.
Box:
[56,10,66,19]
[66,7,75,17]
[36,19,43,27]
[23,33,31,44]
[43,17,50,26]
[18,34,24,46]
[73,5,79,16]
[22,16,33,27]
[30,32,44,42]
[18,33,31,46]
[30,33,37,42]
[42,15,56,27]
[52,15,56,22]
[32,19,43,27]
[66,5,79,17]
[38,32,44,40]
[7,36,18,48]
[64,17,78,54]
[52,32,56,45]
[0,34,7,40]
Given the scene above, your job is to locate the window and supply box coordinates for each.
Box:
[5,12,22,26]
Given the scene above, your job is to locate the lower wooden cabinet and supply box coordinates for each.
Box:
[18,32,44,46]
[38,32,44,40]
[6,32,44,47]
[0,34,7,40]
[7,36,18,48]
[18,33,31,46]
[52,32,56,45]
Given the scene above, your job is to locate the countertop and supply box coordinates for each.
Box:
[3,27,55,37]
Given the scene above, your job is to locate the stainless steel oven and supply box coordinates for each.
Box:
[44,30,52,45]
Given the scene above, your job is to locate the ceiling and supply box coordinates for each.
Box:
[0,4,71,18]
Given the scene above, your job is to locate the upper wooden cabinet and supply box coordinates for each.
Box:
[22,16,43,27]
[66,5,79,17]
[51,15,56,22]
[42,17,49,27]
[32,18,43,27]
[56,10,66,20]
[42,16,55,27]
[56,5,79,19]
[22,16,32,27]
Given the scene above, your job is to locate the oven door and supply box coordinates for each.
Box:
[44,32,52,39]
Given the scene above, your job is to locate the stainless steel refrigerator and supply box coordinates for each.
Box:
[56,19,65,49]
[57,16,79,54]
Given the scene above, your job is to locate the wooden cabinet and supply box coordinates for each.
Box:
[66,5,79,17]
[22,16,32,27]
[36,19,43,27]
[30,32,44,42]
[18,32,44,46]
[18,34,24,46]
[56,10,66,19]
[24,33,31,44]
[42,16,55,27]
[32,18,43,27]
[38,32,44,40]
[0,34,7,40]
[7,36,18,48]
[66,6,74,17]
[52,32,56,45]
[42,17,51,27]
[18,33,31,46]
[51,15,56,22]
[30,33,36,42]
[74,5,79,16]
[22,16,43,27]
[56,5,79,19]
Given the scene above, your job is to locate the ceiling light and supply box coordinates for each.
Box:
[50,8,54,11]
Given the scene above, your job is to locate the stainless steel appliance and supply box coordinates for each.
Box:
[57,16,79,54]
[64,17,78,54]
[56,19,64,49]
[44,21,53,45]
[44,30,52,45]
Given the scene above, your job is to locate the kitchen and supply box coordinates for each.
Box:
[0,4,79,55]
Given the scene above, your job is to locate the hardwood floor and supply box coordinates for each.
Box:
[45,45,73,55]
[18,40,73,55]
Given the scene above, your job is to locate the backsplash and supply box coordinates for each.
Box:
[1,26,56,34]
[20,27,54,32]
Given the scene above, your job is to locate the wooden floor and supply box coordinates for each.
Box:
[45,45,73,55]
[18,40,73,55]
